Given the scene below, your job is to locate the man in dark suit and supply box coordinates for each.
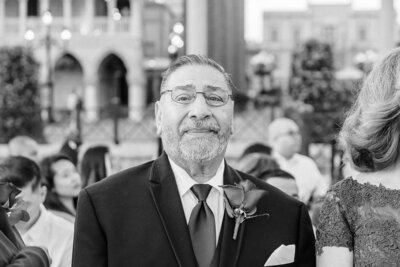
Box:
[72,55,315,267]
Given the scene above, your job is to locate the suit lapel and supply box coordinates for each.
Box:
[218,165,246,267]
[148,153,197,267]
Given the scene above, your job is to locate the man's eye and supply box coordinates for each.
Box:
[207,94,224,102]
[174,94,193,103]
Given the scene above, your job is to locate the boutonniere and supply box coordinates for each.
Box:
[0,182,29,225]
[220,180,269,240]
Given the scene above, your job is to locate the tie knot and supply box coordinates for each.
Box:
[191,184,212,202]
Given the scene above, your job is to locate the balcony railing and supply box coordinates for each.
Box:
[3,17,131,37]
[4,18,19,35]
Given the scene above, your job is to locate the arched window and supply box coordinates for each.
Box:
[27,0,39,16]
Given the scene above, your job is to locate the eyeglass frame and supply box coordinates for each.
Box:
[281,130,301,137]
[160,87,234,107]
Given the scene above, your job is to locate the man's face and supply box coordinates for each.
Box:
[155,64,234,162]
[16,181,46,229]
[275,123,301,159]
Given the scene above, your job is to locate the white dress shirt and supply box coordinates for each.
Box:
[169,158,225,244]
[273,152,327,203]
[21,205,74,267]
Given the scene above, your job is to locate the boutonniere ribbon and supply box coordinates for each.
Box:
[220,180,269,240]
[0,182,29,225]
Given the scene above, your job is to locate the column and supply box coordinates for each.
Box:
[128,0,145,121]
[39,0,49,14]
[0,0,5,36]
[83,68,99,121]
[379,0,395,55]
[185,0,207,54]
[81,0,94,35]
[128,68,145,122]
[130,0,143,38]
[107,0,116,35]
[63,0,72,28]
[18,0,27,37]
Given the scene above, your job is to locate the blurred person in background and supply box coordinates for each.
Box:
[0,181,50,267]
[59,134,82,167]
[237,153,279,178]
[79,145,112,188]
[8,136,39,162]
[239,142,272,159]
[316,48,400,266]
[268,118,327,205]
[260,169,299,200]
[0,156,73,267]
[40,154,82,223]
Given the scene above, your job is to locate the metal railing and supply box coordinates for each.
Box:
[4,17,132,37]
[41,105,277,144]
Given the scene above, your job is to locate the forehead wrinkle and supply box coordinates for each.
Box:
[172,84,195,90]
[163,65,229,92]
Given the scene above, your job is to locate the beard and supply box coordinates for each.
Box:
[161,119,231,162]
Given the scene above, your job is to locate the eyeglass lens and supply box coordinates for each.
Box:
[171,85,230,106]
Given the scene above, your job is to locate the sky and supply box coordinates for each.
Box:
[245,0,398,42]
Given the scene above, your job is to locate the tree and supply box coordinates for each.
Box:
[0,46,44,143]
[288,39,355,145]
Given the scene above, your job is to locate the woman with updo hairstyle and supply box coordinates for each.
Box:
[316,48,400,267]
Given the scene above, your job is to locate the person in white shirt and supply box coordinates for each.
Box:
[0,156,74,267]
[8,135,39,162]
[268,117,327,204]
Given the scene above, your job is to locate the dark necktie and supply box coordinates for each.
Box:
[188,184,216,267]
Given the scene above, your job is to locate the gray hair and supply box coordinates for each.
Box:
[267,118,299,143]
[339,48,400,172]
[160,54,236,92]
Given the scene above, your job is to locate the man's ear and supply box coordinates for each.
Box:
[230,100,235,135]
[230,123,234,136]
[155,101,162,136]
[39,185,47,203]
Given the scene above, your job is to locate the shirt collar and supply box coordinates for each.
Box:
[168,157,225,197]
[23,204,48,241]
[273,151,299,164]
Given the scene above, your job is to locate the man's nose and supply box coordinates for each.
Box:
[187,94,212,120]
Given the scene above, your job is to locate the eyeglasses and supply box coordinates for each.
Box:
[160,86,234,107]
[282,130,300,137]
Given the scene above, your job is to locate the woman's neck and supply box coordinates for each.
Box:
[355,161,400,190]
[16,208,42,235]
[58,196,76,215]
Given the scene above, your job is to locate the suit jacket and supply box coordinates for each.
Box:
[72,153,315,267]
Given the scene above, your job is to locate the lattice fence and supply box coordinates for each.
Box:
[42,106,279,144]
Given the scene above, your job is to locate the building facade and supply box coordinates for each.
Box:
[261,1,397,90]
[0,0,177,121]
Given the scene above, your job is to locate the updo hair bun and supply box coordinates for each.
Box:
[338,48,400,172]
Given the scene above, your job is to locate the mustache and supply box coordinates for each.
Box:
[179,120,220,133]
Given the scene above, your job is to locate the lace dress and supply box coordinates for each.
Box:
[316,177,400,267]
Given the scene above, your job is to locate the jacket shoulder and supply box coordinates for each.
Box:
[85,159,155,194]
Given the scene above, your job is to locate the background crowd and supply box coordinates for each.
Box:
[1,135,112,267]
